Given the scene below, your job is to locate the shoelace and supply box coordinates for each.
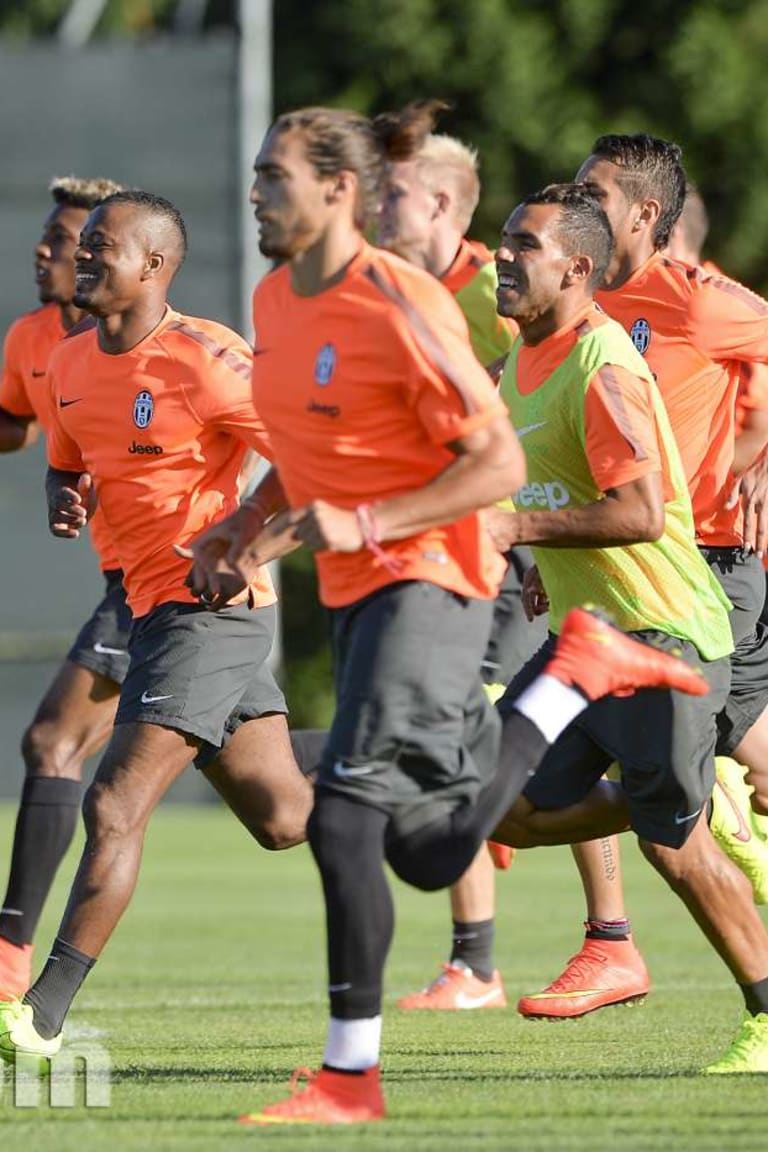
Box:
[721,1016,766,1062]
[546,946,610,992]
[427,964,465,991]
[288,1066,317,1094]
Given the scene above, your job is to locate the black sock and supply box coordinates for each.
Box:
[585,918,631,942]
[24,937,95,1039]
[740,976,768,1017]
[450,918,495,980]
[0,777,81,947]
[308,793,393,1020]
[386,713,549,891]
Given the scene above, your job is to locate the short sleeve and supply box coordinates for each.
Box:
[584,364,662,491]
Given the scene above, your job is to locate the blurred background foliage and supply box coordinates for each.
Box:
[3,0,768,724]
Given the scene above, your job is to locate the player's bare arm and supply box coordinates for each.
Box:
[45,466,96,539]
[294,413,523,554]
[0,406,39,452]
[726,442,768,558]
[485,473,665,552]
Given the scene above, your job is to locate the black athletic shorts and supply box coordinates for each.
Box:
[703,547,768,753]
[498,630,731,848]
[317,581,500,836]
[67,569,132,685]
[481,547,548,689]
[115,599,286,763]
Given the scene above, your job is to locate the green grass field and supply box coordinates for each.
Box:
[0,802,764,1151]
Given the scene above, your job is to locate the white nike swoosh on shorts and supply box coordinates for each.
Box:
[140,690,174,704]
[332,761,375,778]
[93,641,128,656]
[673,807,703,825]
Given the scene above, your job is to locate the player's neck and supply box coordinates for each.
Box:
[96,301,169,354]
[518,293,594,347]
[427,232,462,280]
[58,301,87,332]
[601,243,654,290]
[289,227,364,297]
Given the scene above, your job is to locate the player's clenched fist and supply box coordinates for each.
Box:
[46,470,97,539]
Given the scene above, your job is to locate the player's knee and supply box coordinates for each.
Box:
[638,833,704,888]
[250,813,306,852]
[81,780,140,842]
[21,721,83,779]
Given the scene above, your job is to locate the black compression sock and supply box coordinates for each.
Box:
[0,777,81,946]
[450,918,496,981]
[24,937,95,1039]
[740,976,768,1017]
[386,713,549,891]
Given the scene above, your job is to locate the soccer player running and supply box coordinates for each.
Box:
[487,182,768,1074]
[0,176,128,1000]
[0,190,313,1062]
[183,106,709,1125]
[377,116,547,1011]
[515,142,768,1024]
[513,134,768,1027]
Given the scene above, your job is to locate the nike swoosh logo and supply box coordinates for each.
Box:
[140,690,174,704]
[31,369,46,378]
[516,421,548,438]
[455,987,504,1009]
[59,397,82,408]
[93,641,128,657]
[332,761,375,778]
[714,781,751,842]
[674,806,704,826]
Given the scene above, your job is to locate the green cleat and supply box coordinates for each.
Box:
[0,999,62,1066]
[702,1012,768,1074]
[710,757,768,904]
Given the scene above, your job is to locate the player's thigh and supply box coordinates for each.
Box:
[87,720,199,832]
[321,583,493,806]
[203,711,313,832]
[327,583,491,760]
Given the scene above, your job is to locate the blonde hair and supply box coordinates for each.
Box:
[415,134,480,234]
[49,175,126,210]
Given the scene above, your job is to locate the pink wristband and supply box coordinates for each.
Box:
[355,503,403,576]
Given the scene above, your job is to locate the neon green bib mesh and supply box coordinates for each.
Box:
[500,318,732,661]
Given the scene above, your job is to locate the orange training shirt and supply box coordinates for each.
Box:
[0,302,119,570]
[251,242,507,608]
[596,252,768,546]
[46,308,274,618]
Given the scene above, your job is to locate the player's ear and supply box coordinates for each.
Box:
[564,254,592,285]
[634,198,660,233]
[327,169,356,205]
[143,251,165,280]
[433,190,449,219]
